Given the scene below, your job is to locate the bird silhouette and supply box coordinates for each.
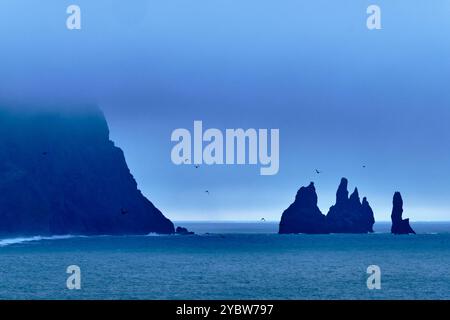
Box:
[261,218,266,222]
[362,165,366,168]
[205,190,210,195]
[194,165,200,169]
[315,169,321,174]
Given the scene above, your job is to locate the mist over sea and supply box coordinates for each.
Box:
[0,222,449,300]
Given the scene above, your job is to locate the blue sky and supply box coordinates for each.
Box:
[1,1,450,221]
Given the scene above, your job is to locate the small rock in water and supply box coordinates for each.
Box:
[175,227,195,235]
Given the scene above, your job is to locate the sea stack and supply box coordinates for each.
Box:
[279,182,328,234]
[391,192,415,234]
[326,178,375,233]
[279,178,375,234]
[175,226,195,235]
[0,105,174,236]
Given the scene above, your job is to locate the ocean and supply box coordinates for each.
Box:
[0,222,449,300]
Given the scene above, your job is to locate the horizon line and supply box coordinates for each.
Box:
[172,220,450,223]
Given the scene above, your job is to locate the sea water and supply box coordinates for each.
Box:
[0,222,449,300]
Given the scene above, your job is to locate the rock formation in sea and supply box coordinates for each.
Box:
[326,178,375,233]
[279,178,375,234]
[0,105,174,236]
[279,182,328,234]
[175,226,195,235]
[391,192,415,234]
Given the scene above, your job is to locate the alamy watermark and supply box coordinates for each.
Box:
[66,265,81,290]
[367,5,382,30]
[171,121,279,175]
[367,265,381,290]
[65,4,382,31]
[66,5,81,30]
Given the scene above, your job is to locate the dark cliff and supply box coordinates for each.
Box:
[391,192,415,234]
[0,105,174,236]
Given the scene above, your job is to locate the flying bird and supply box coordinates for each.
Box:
[205,190,210,195]
[315,169,321,174]
[261,218,266,222]
[194,165,200,169]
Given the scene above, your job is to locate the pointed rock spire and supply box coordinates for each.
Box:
[349,187,361,205]
[391,192,415,234]
[326,178,375,233]
[336,178,349,204]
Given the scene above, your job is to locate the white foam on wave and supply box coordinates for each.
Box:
[146,232,168,237]
[0,235,78,247]
[0,233,173,246]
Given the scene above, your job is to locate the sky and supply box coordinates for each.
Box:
[1,1,450,221]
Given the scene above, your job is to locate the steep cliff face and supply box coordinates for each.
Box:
[0,106,174,236]
[279,182,328,234]
[326,178,375,233]
[391,192,415,234]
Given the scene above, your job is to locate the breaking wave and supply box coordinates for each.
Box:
[0,235,78,247]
